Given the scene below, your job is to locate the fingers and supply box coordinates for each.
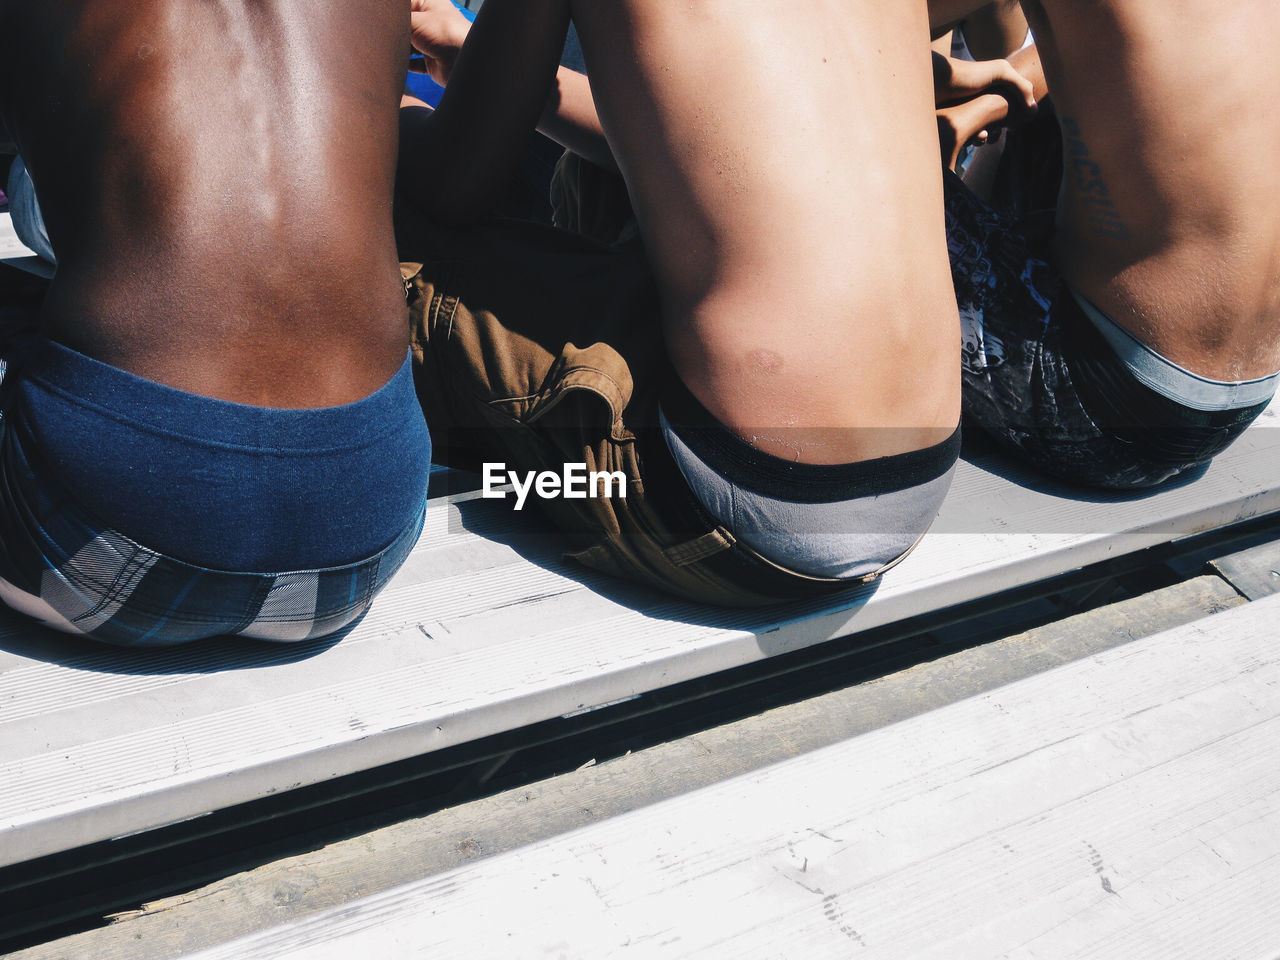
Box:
[984,58,1036,111]
[937,54,1036,117]
[937,92,1011,169]
[409,2,471,54]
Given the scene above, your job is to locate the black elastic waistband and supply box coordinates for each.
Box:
[659,374,961,504]
[1058,295,1270,466]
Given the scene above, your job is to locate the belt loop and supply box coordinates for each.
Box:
[663,528,735,566]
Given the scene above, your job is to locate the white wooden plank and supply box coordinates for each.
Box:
[180,593,1280,960]
[1,407,1278,867]
[0,210,54,277]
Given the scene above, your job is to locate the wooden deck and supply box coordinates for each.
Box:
[175,592,1280,959]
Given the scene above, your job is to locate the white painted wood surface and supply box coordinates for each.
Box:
[1,405,1278,867]
[182,593,1280,960]
[0,210,54,277]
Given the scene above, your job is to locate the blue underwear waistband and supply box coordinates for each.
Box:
[0,415,424,645]
[14,339,432,570]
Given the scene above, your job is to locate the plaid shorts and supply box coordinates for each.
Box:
[0,352,424,647]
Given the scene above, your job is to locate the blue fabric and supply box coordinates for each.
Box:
[0,417,424,645]
[15,339,431,571]
[404,72,447,110]
[0,341,429,646]
[6,155,55,264]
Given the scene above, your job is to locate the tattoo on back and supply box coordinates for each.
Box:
[1060,116,1129,243]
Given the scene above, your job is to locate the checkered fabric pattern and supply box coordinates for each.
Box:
[0,357,424,647]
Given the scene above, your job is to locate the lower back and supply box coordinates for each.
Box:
[1032,0,1280,377]
[573,0,961,449]
[0,0,411,404]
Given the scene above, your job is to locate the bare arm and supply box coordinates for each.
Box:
[405,61,613,168]
[933,49,1036,109]
[932,43,1046,169]
[398,0,571,223]
[1006,41,1047,103]
[938,93,1010,168]
[538,67,615,171]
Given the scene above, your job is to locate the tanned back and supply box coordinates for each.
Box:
[0,0,411,406]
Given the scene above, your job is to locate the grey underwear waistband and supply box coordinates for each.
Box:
[659,406,957,581]
[1071,288,1279,412]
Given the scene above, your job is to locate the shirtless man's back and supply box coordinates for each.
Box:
[0,0,432,645]
[0,0,409,403]
[936,0,1280,488]
[570,0,960,464]
[398,0,962,605]
[1023,0,1280,381]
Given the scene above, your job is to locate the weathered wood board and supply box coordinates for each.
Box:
[181,593,1280,959]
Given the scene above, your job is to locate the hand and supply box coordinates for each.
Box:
[409,0,473,87]
[932,51,1036,118]
[937,92,1010,170]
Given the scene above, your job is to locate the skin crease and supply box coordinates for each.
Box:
[566,0,961,464]
[934,0,1280,381]
[0,0,410,407]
